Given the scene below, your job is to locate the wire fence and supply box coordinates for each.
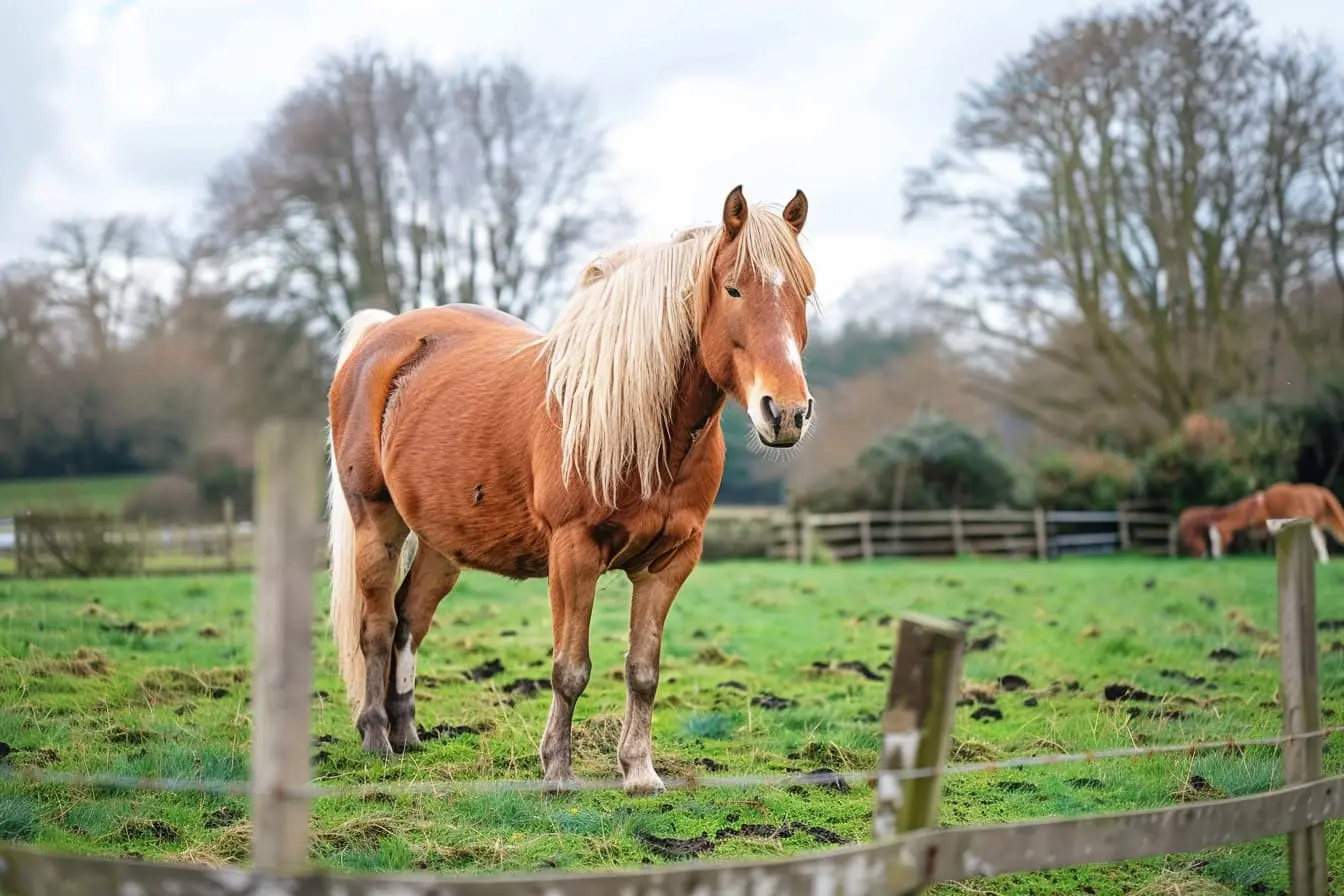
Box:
[4,723,1341,800]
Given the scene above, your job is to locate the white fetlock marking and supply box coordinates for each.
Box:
[395,643,416,694]
[1208,526,1223,557]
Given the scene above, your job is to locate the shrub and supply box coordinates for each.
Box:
[794,410,1018,512]
[122,473,203,524]
[1134,423,1251,515]
[1029,450,1135,511]
[17,508,138,578]
[190,451,254,521]
[700,509,783,561]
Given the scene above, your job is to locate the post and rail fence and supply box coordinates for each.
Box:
[0,416,1337,894]
[0,501,1192,579]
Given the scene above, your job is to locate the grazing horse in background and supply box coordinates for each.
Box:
[325,185,818,794]
[1208,482,1344,563]
[1177,505,1228,558]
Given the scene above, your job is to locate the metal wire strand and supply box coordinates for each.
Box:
[1,724,1339,800]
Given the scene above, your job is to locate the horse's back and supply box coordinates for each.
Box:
[329,305,543,506]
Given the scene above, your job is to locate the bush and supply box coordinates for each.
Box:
[1134,423,1252,515]
[794,410,1018,512]
[190,451,254,521]
[1029,450,1135,511]
[700,510,783,561]
[17,508,138,578]
[122,473,203,523]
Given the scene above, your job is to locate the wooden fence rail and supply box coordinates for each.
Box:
[757,506,1179,563]
[0,417,1333,894]
[0,503,1184,578]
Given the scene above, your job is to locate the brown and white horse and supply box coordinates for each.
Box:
[324,186,818,794]
[1177,505,1227,558]
[1208,482,1344,563]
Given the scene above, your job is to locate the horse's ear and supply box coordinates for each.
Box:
[722,185,748,240]
[783,189,808,234]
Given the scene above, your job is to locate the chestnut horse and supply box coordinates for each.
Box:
[1208,482,1344,563]
[1176,505,1227,558]
[325,186,817,794]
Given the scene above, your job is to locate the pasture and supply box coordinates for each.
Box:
[1,556,1341,895]
[0,474,152,519]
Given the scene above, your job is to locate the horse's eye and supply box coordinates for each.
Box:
[725,286,742,298]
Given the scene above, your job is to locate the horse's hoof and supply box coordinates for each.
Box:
[621,767,666,796]
[541,772,578,795]
[390,732,423,753]
[361,730,395,757]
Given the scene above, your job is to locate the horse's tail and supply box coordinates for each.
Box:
[1318,486,1344,544]
[327,308,396,717]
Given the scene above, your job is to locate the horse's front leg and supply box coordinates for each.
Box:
[618,531,701,795]
[538,528,602,789]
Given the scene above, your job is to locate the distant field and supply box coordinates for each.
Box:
[0,474,152,518]
[0,557,1341,894]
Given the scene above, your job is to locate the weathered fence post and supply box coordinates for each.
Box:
[136,514,148,575]
[1117,504,1130,551]
[859,511,874,562]
[222,497,236,573]
[873,613,965,887]
[1271,518,1328,896]
[250,418,323,874]
[1167,521,1179,558]
[13,513,28,579]
[799,512,815,566]
[949,507,965,556]
[1033,507,1047,560]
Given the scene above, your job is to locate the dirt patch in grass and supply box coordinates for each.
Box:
[24,646,113,677]
[139,667,246,704]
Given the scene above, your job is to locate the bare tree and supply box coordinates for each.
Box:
[904,0,1342,441]
[39,215,155,360]
[0,263,61,474]
[206,46,631,341]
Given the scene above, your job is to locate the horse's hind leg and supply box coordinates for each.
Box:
[386,537,461,751]
[353,501,410,756]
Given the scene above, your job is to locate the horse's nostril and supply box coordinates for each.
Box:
[805,398,814,420]
[762,395,782,427]
[794,410,805,429]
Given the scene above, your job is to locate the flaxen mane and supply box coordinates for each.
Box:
[540,205,815,507]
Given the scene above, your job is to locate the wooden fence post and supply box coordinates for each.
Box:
[135,515,148,575]
[1271,518,1328,896]
[800,513,815,566]
[949,507,965,556]
[1117,504,1130,551]
[1167,521,1179,558]
[859,511,874,562]
[13,514,27,579]
[250,418,323,875]
[1033,507,1047,560]
[873,613,965,862]
[222,497,236,573]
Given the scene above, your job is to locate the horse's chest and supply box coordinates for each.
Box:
[594,512,689,572]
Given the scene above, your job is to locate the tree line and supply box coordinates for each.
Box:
[7,0,1344,525]
[0,50,633,484]
[782,0,1344,519]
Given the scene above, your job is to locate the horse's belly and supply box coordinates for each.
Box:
[411,496,550,580]
[374,318,553,579]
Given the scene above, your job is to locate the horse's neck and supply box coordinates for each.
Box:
[661,351,725,472]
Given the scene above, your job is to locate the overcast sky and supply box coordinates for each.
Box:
[2,0,1341,318]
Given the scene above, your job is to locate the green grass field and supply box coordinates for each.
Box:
[0,474,152,519]
[1,556,1341,894]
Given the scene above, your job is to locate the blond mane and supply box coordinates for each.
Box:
[540,204,815,507]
